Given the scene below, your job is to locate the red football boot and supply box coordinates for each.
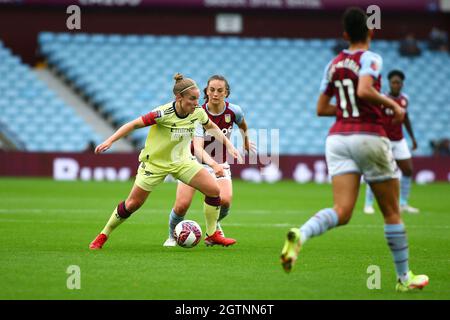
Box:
[89,233,108,250]
[204,230,236,247]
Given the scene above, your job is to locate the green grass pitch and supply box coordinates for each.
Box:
[0,178,449,300]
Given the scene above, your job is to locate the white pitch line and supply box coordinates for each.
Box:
[0,217,448,229]
[0,208,446,216]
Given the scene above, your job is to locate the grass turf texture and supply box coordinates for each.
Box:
[0,178,448,300]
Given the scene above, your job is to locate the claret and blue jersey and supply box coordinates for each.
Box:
[194,101,244,164]
[320,49,387,137]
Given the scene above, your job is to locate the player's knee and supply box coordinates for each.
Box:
[205,185,220,198]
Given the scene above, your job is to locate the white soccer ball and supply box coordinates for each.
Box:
[174,220,202,248]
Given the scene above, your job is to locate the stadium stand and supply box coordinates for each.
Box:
[12,32,450,155]
[0,40,102,152]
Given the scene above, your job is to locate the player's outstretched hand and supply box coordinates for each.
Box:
[95,141,112,154]
[212,163,226,178]
[229,145,244,164]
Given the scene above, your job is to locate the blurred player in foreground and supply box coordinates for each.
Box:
[364,70,419,214]
[89,73,241,250]
[280,7,428,292]
[163,75,255,247]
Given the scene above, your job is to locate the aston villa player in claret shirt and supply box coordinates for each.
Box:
[364,70,420,214]
[280,7,429,292]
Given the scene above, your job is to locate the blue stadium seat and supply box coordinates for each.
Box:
[34,33,450,155]
[0,41,102,152]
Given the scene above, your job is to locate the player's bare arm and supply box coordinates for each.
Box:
[316,93,337,116]
[238,119,256,154]
[203,121,243,163]
[192,136,225,177]
[357,75,405,123]
[403,113,418,150]
[237,118,250,151]
[95,117,146,154]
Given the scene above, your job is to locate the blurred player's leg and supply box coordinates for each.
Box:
[188,168,236,246]
[364,183,375,214]
[280,227,301,273]
[281,173,359,273]
[371,179,428,291]
[164,209,182,247]
[164,182,196,247]
[217,178,233,236]
[392,140,419,213]
[397,159,419,213]
[90,184,150,249]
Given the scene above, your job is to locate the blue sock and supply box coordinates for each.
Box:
[169,209,184,239]
[384,224,409,281]
[299,208,339,244]
[400,176,412,206]
[218,206,230,222]
[365,184,374,207]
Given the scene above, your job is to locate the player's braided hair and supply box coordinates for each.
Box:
[203,75,230,103]
[343,7,369,43]
[173,73,198,96]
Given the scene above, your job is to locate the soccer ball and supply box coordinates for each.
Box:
[174,220,202,248]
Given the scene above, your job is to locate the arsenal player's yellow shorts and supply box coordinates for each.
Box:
[135,157,203,192]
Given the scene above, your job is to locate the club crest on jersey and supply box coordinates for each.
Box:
[370,61,378,71]
[225,114,231,123]
[401,99,407,107]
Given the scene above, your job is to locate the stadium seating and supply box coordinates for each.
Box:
[36,33,450,155]
[0,40,101,152]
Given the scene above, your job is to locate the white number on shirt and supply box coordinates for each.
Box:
[334,79,360,118]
